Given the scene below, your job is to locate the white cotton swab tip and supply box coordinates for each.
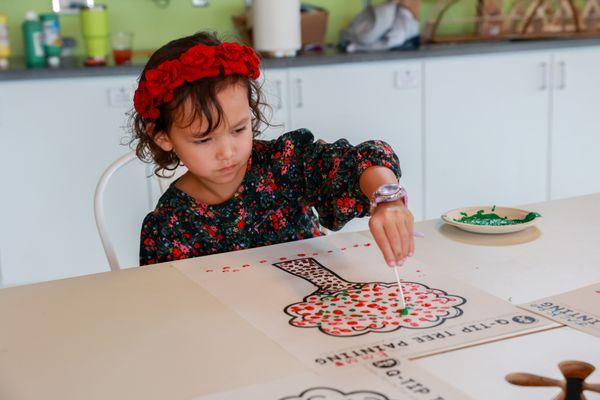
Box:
[393,265,406,310]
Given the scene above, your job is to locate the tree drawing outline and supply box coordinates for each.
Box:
[279,387,391,400]
[273,258,467,337]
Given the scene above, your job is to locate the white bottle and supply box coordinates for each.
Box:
[252,0,301,58]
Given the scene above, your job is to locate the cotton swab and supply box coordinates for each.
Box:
[393,265,406,310]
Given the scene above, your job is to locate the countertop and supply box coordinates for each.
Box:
[2,37,600,82]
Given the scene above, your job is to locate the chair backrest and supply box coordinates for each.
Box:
[94,152,334,271]
[94,151,186,271]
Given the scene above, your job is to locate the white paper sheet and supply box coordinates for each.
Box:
[520,282,600,337]
[175,232,556,370]
[193,356,472,400]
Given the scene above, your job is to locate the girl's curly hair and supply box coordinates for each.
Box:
[129,31,271,177]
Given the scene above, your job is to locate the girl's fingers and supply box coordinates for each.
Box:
[397,221,411,258]
[384,221,405,265]
[370,221,396,267]
[405,215,415,257]
[394,219,410,263]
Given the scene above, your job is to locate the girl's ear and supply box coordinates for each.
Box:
[150,126,174,152]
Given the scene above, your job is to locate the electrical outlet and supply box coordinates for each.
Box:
[191,0,209,6]
[394,68,420,90]
[107,86,134,108]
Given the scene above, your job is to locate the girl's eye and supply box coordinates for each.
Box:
[234,125,248,134]
[194,137,211,145]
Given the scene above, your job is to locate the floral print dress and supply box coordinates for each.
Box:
[139,129,401,266]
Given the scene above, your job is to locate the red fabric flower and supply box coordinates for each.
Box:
[145,59,184,96]
[180,44,219,81]
[217,42,244,62]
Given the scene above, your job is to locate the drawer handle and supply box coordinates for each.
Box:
[557,61,566,90]
[539,62,548,91]
[295,78,303,108]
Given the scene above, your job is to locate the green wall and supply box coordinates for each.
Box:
[0,0,473,58]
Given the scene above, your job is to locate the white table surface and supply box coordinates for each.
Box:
[1,194,599,399]
[395,193,600,399]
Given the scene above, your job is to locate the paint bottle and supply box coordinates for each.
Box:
[22,11,45,68]
[39,13,62,68]
[0,13,10,70]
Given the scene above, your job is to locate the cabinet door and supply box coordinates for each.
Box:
[551,47,600,199]
[0,76,150,286]
[424,52,551,219]
[288,61,424,232]
[259,68,290,140]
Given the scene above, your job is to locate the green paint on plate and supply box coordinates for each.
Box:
[454,208,541,226]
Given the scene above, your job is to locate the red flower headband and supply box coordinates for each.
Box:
[134,42,261,120]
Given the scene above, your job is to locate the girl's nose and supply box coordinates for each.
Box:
[215,136,235,161]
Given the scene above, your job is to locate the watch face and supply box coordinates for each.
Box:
[378,183,400,196]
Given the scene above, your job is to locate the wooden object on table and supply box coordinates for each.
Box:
[506,360,600,400]
[580,0,600,31]
[477,0,505,36]
[424,0,600,43]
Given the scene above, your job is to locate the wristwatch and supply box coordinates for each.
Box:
[370,183,408,213]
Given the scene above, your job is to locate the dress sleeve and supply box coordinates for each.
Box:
[267,129,402,231]
[139,212,162,266]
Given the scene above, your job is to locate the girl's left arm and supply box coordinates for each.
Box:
[359,166,414,267]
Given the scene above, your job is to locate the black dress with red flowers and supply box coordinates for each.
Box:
[139,129,401,266]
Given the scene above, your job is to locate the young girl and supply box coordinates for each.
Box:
[132,32,414,268]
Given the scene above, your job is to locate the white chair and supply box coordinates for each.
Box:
[94,151,185,271]
[94,152,337,271]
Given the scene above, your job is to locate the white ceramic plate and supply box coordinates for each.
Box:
[441,205,541,234]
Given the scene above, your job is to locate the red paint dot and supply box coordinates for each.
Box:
[312,252,318,256]
[279,257,287,261]
[260,260,267,263]
[341,247,347,251]
[297,253,306,257]
[353,244,360,247]
[327,250,334,253]
[364,243,371,247]
[206,269,213,272]
[242,264,250,268]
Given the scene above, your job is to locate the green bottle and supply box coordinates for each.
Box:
[39,13,62,68]
[22,11,45,68]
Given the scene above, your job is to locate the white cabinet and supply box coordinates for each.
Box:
[424,52,551,219]
[260,68,290,140]
[550,47,600,199]
[287,61,425,231]
[0,76,150,286]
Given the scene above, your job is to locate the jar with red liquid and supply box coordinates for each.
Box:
[110,32,133,65]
